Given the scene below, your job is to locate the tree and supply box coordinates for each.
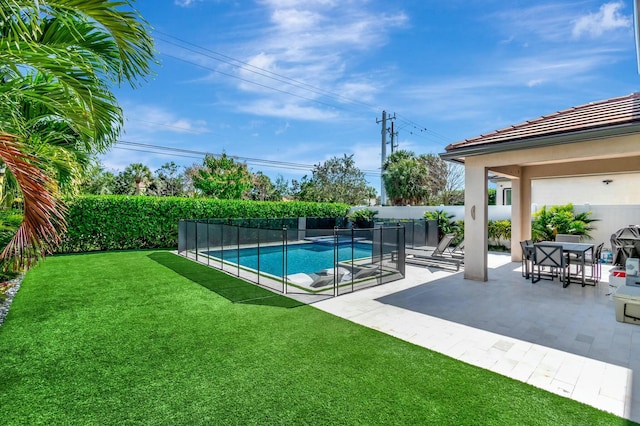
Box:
[421,157,465,205]
[0,0,154,267]
[247,171,276,201]
[153,162,185,197]
[420,154,447,204]
[273,174,291,201]
[124,163,153,195]
[382,150,429,206]
[192,153,253,199]
[296,154,369,205]
[80,161,116,195]
[488,188,496,205]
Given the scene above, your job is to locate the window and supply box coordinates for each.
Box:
[503,188,512,205]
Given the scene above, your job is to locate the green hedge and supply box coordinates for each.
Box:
[58,195,350,253]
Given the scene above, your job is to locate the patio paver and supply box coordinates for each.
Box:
[313,253,639,422]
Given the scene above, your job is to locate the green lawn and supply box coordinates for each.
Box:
[0,250,628,425]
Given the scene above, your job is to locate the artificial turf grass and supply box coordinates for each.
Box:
[0,251,630,425]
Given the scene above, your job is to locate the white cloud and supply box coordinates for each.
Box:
[236,99,339,121]
[174,0,199,7]
[572,1,631,39]
[122,104,210,135]
[493,2,631,43]
[275,121,290,135]
[219,1,407,120]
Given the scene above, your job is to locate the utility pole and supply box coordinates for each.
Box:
[390,120,398,153]
[377,111,397,205]
[377,110,387,205]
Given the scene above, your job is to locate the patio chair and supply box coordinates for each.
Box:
[532,243,568,286]
[405,254,461,271]
[405,234,462,271]
[582,242,605,284]
[342,265,380,281]
[432,234,457,257]
[519,241,534,278]
[555,234,581,243]
[450,239,465,259]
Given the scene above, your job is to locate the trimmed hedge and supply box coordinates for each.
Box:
[58,195,350,253]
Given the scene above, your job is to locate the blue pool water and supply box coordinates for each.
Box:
[205,242,373,276]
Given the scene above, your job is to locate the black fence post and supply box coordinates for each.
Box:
[334,226,338,297]
[236,225,240,277]
[282,226,288,294]
[351,226,355,293]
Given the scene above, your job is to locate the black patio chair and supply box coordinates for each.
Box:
[532,243,568,286]
[520,240,534,279]
[583,242,605,284]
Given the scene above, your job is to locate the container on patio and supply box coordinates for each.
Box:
[609,268,626,294]
[614,285,640,324]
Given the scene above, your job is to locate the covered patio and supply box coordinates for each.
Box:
[440,92,640,281]
[315,254,639,421]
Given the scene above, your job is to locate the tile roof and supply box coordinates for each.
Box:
[445,92,640,152]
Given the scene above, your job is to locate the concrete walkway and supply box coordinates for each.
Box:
[313,253,639,422]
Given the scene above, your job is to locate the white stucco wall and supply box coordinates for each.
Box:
[350,205,513,221]
[532,173,640,205]
[494,173,640,205]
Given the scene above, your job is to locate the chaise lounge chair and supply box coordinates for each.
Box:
[405,234,463,271]
[287,267,348,289]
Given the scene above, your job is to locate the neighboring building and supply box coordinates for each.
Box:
[489,176,511,206]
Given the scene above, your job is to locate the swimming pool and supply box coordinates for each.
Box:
[205,242,373,277]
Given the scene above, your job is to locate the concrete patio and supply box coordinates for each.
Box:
[313,253,640,422]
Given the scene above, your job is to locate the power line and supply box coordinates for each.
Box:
[162,53,342,111]
[153,30,449,142]
[154,31,381,113]
[114,140,383,176]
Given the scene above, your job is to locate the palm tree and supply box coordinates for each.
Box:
[0,1,155,267]
[382,150,429,206]
[126,163,153,195]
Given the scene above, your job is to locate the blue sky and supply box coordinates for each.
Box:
[107,0,639,194]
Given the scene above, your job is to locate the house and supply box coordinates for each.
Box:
[441,92,640,281]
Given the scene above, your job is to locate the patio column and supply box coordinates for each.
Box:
[463,159,488,281]
[510,170,531,261]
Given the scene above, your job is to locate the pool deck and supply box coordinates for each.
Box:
[312,253,640,423]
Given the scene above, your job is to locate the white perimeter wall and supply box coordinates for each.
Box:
[351,204,640,250]
[351,205,512,222]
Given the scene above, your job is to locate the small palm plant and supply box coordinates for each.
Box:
[348,209,378,228]
[424,209,459,241]
[531,204,597,242]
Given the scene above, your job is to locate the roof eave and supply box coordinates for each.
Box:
[635,0,640,73]
[439,122,640,162]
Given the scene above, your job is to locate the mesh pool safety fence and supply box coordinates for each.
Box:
[178,217,406,301]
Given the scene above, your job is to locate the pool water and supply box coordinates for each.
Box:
[205,242,373,276]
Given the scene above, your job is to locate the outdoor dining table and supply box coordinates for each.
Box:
[529,242,595,287]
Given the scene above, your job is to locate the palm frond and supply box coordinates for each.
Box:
[0,134,65,269]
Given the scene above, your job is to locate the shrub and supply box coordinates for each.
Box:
[0,209,23,250]
[348,208,378,228]
[531,204,597,242]
[59,195,350,253]
[488,219,511,250]
[424,209,459,240]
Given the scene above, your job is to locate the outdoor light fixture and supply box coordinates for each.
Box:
[603,179,613,185]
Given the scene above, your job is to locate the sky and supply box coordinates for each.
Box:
[106,0,640,195]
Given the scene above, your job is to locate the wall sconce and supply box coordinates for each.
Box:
[602,179,613,185]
